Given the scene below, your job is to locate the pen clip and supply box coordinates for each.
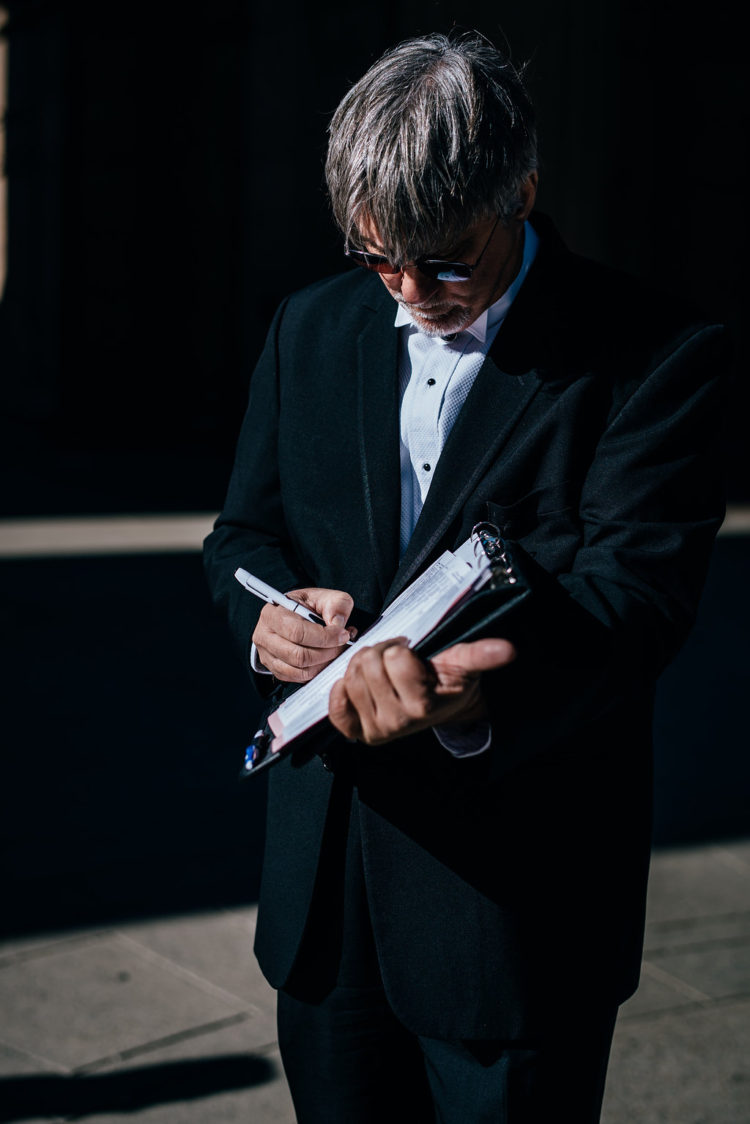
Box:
[291,603,326,627]
[244,579,269,600]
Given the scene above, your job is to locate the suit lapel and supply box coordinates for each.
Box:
[354,215,570,608]
[355,288,402,601]
[385,350,543,604]
[382,220,570,605]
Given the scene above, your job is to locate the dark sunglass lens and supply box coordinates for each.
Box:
[347,246,472,280]
[420,260,472,282]
[366,255,399,274]
[347,248,398,274]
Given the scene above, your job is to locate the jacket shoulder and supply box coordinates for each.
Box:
[281,269,389,334]
[516,216,726,383]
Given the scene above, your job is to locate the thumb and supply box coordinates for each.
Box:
[431,638,516,678]
[290,587,354,629]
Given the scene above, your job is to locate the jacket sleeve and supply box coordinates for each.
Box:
[203,298,309,686]
[482,321,730,777]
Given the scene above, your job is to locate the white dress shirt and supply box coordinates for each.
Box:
[252,222,538,758]
[397,221,538,552]
[395,221,538,755]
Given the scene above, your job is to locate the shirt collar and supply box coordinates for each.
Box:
[394,220,539,343]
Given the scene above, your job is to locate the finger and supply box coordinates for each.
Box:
[253,604,350,683]
[341,647,391,738]
[328,680,363,740]
[343,642,431,742]
[431,638,516,679]
[287,587,354,630]
[380,644,438,718]
[346,643,403,709]
[254,625,348,674]
[260,651,339,683]
[261,602,351,649]
[259,630,349,673]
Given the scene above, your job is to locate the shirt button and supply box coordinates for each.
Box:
[422,463,431,472]
[427,378,436,386]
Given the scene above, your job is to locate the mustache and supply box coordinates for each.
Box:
[395,297,454,314]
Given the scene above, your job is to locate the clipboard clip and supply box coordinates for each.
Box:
[471,522,517,584]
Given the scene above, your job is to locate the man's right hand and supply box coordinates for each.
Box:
[252,587,355,683]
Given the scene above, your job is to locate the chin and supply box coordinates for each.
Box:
[410,307,474,337]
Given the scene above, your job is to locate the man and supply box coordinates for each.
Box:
[204,33,726,1122]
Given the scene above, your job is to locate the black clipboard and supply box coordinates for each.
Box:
[238,524,538,778]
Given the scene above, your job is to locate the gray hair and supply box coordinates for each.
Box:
[325,32,538,266]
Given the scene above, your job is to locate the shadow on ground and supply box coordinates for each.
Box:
[0,1055,276,1122]
[1,538,748,937]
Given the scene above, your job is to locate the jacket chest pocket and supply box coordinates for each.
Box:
[484,481,581,573]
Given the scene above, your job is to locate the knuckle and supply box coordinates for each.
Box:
[403,693,430,719]
[278,661,311,683]
[285,644,308,669]
[252,620,269,645]
[402,692,425,719]
[395,708,418,731]
[346,650,367,676]
[286,617,307,645]
[364,727,391,746]
[359,647,382,672]
[266,659,293,682]
[382,645,414,674]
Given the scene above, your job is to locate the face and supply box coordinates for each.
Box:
[358,174,538,337]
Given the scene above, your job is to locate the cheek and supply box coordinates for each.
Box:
[442,282,480,306]
[465,282,494,311]
[379,274,401,296]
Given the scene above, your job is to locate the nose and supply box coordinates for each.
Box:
[395,265,439,306]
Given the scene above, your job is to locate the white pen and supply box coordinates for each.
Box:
[234,567,354,642]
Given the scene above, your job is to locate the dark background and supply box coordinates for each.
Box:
[0,0,747,936]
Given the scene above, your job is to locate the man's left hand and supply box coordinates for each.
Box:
[327,637,516,745]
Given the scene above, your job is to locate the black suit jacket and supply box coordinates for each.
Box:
[203,216,727,1038]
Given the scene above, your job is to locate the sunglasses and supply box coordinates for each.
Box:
[345,215,501,283]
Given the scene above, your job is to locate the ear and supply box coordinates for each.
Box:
[515,172,538,222]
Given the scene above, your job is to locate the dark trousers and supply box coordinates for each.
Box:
[276,782,618,1123]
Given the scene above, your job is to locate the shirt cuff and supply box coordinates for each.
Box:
[433,722,492,758]
[250,642,273,675]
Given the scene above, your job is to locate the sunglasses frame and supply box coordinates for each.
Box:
[345,214,501,283]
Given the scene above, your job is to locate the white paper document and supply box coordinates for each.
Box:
[266,536,493,752]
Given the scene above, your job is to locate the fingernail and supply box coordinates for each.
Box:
[331,615,346,628]
[337,631,350,644]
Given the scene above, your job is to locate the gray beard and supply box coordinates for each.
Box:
[399,303,475,338]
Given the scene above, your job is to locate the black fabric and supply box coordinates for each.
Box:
[277,786,617,1123]
[278,987,435,1124]
[204,214,728,1038]
[418,1011,617,1124]
[282,781,381,1002]
[278,988,616,1124]
[278,785,434,1122]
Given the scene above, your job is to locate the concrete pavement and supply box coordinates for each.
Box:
[0,838,748,1123]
